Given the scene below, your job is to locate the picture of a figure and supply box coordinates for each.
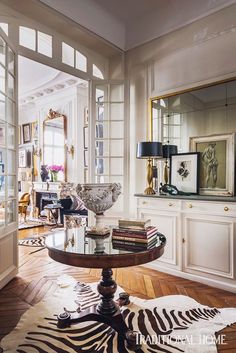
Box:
[177,161,190,181]
[196,140,226,190]
[202,143,218,188]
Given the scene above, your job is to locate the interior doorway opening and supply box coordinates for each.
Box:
[18,55,89,231]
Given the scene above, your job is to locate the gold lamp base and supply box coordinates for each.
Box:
[144,187,155,195]
[144,158,156,195]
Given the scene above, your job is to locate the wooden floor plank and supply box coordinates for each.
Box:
[0,227,235,352]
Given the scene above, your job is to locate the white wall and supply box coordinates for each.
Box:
[126,4,236,215]
[19,85,88,183]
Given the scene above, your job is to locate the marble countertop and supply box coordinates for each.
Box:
[134,193,236,202]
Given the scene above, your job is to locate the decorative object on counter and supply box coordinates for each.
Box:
[159,183,192,196]
[136,141,163,195]
[48,165,64,182]
[40,165,49,182]
[170,152,200,195]
[76,183,121,228]
[163,143,178,184]
[22,123,31,143]
[190,133,235,196]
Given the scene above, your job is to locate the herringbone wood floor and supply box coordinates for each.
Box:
[0,227,236,352]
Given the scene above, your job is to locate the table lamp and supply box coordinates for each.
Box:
[137,141,163,195]
[163,144,178,184]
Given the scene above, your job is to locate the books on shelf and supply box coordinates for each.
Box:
[118,218,151,230]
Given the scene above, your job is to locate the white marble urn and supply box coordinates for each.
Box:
[76,183,121,227]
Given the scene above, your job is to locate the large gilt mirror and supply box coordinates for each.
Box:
[151,79,236,196]
[43,109,67,181]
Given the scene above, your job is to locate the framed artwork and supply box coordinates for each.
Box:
[22,123,31,143]
[190,133,236,196]
[84,149,88,167]
[83,126,88,149]
[170,152,200,194]
[19,149,26,168]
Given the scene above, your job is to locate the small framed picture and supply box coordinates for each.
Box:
[83,126,88,149]
[170,152,200,194]
[22,123,31,143]
[19,149,26,168]
[84,149,88,167]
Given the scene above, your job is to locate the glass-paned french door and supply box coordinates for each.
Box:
[90,81,126,215]
[0,30,18,289]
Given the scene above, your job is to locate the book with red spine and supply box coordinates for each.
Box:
[112,232,157,244]
[112,226,157,239]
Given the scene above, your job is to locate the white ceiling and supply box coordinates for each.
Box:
[40,0,236,50]
[18,56,87,105]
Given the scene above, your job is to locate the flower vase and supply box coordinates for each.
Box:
[51,171,58,182]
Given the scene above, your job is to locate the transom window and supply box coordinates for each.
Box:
[62,42,87,72]
[19,26,52,58]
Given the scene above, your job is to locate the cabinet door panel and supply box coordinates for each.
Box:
[184,216,234,278]
[138,209,180,268]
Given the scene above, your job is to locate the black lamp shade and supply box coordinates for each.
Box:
[163,144,178,158]
[137,142,163,158]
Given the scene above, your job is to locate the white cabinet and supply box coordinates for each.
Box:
[136,196,236,293]
[138,208,181,270]
[183,214,234,279]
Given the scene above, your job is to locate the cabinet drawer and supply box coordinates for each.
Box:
[182,200,236,216]
[137,197,181,211]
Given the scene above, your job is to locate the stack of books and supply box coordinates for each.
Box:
[112,219,158,251]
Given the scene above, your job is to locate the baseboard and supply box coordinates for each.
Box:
[142,262,236,294]
[0,267,18,290]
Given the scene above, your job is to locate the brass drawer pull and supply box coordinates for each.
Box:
[142,201,147,205]
[224,206,229,212]
[168,203,173,207]
[188,203,193,208]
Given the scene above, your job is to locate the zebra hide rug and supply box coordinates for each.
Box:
[1,276,236,353]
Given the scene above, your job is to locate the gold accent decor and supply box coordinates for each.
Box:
[67,145,75,159]
[144,158,155,195]
[164,160,169,184]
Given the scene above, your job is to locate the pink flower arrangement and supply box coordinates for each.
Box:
[48,165,64,173]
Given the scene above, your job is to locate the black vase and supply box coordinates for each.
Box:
[40,165,49,182]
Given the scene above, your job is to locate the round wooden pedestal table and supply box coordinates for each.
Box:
[46,227,166,351]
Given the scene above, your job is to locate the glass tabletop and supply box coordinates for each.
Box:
[46,227,166,256]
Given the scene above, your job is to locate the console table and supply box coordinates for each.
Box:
[46,228,166,350]
[136,193,236,293]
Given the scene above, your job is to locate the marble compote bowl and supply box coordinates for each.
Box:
[76,183,121,228]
